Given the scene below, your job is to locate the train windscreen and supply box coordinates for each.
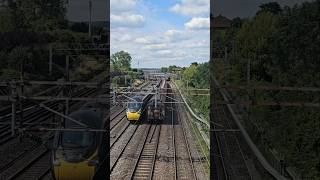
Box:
[128,102,142,112]
[61,131,95,148]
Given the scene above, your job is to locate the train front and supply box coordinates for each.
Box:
[126,100,142,121]
[52,110,102,180]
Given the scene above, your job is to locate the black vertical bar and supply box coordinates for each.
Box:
[210,0,219,179]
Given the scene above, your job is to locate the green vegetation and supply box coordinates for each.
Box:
[0,0,105,81]
[179,62,210,122]
[111,51,132,72]
[163,62,209,122]
[111,51,142,87]
[211,1,320,178]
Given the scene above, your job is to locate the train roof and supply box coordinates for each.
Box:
[66,110,103,129]
[132,95,144,101]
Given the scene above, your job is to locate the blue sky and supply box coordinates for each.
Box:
[110,0,210,68]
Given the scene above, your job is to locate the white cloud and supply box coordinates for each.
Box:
[169,0,209,17]
[110,1,210,68]
[156,50,172,55]
[164,29,190,42]
[111,14,145,27]
[113,34,132,42]
[182,40,209,48]
[134,37,149,44]
[185,17,209,30]
[143,43,169,50]
[110,0,137,12]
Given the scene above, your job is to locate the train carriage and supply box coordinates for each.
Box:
[146,79,167,121]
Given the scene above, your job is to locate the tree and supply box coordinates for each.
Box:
[111,51,132,72]
[160,67,168,73]
[0,8,15,32]
[3,0,67,31]
[213,1,320,178]
[256,2,282,15]
[168,65,177,73]
[236,11,279,82]
[191,62,198,67]
[182,64,197,87]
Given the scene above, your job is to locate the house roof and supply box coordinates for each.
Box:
[212,15,231,29]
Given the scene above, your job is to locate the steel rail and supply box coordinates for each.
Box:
[128,124,157,180]
[110,122,140,173]
[213,77,289,180]
[149,124,161,180]
[169,87,178,180]
[222,104,253,179]
[110,115,126,131]
[176,107,197,180]
[110,107,125,121]
[110,122,131,149]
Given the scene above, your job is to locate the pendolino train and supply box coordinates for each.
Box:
[126,95,151,121]
[52,103,107,180]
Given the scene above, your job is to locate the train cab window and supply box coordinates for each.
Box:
[128,102,142,111]
[61,131,95,148]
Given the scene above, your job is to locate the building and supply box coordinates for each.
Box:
[212,15,231,30]
[211,15,232,59]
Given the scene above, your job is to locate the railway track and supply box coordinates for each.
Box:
[110,118,141,174]
[168,84,199,180]
[129,122,160,179]
[0,87,93,145]
[173,91,209,180]
[110,81,206,179]
[212,101,253,180]
[0,86,59,120]
[0,87,98,179]
[110,109,126,131]
[174,110,197,179]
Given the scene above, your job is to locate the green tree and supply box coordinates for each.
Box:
[111,51,132,72]
[212,1,320,178]
[0,8,15,32]
[236,11,279,82]
[182,64,197,87]
[160,67,168,73]
[4,0,67,31]
[256,2,282,15]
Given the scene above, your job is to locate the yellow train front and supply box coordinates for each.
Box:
[126,96,144,121]
[126,95,152,121]
[52,106,107,180]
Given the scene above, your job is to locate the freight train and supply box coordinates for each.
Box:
[146,79,167,121]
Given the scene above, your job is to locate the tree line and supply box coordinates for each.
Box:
[163,62,210,122]
[0,0,105,81]
[111,51,143,87]
[212,1,319,178]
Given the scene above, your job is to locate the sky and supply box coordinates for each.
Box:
[110,0,210,68]
[213,0,315,18]
[66,0,108,22]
